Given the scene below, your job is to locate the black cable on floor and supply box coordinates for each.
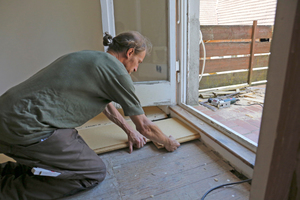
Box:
[201,179,252,200]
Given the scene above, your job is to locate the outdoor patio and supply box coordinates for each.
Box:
[195,84,266,144]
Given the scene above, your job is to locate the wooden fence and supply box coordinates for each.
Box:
[199,21,273,90]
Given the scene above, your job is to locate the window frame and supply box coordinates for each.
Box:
[177,0,258,153]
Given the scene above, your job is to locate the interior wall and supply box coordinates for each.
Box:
[0,0,104,95]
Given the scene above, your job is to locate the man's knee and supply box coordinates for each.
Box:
[95,162,106,183]
[77,164,106,191]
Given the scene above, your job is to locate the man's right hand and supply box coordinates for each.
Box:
[165,135,180,152]
[128,130,147,154]
[103,103,147,154]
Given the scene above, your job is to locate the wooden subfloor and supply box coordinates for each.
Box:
[62,140,250,200]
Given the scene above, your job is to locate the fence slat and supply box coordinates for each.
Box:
[200,42,271,57]
[199,69,268,89]
[200,25,273,40]
[200,55,269,73]
[248,20,258,85]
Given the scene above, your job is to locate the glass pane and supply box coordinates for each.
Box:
[192,0,277,147]
[114,0,168,82]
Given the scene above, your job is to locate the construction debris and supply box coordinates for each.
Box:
[198,85,265,110]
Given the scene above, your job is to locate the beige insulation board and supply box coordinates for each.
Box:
[0,118,199,163]
[0,155,15,163]
[76,106,168,130]
[77,118,199,154]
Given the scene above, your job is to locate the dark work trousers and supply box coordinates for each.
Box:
[0,129,106,200]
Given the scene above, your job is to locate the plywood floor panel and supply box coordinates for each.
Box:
[0,117,199,164]
[0,155,15,163]
[76,106,168,130]
[78,118,199,154]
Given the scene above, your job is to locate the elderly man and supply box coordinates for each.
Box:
[0,31,180,199]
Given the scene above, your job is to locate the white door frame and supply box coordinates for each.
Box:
[100,0,177,107]
[100,0,116,52]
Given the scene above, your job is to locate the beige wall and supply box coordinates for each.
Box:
[0,0,103,95]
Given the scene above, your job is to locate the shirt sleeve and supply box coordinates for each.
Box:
[105,74,144,116]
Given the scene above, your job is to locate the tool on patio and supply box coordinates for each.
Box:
[208,97,238,108]
[199,91,240,111]
[199,100,217,111]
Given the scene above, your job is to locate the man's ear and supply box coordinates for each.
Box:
[126,48,135,58]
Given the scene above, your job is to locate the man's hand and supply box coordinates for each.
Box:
[130,114,180,153]
[165,135,180,152]
[128,130,147,153]
[103,103,147,154]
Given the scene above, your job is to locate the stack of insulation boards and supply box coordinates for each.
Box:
[0,107,199,163]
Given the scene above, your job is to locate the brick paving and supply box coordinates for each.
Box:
[195,85,265,144]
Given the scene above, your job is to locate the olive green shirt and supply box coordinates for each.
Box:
[0,51,144,145]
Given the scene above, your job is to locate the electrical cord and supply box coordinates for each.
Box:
[201,179,252,200]
[199,29,206,84]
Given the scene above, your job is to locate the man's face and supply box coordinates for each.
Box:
[124,50,146,74]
